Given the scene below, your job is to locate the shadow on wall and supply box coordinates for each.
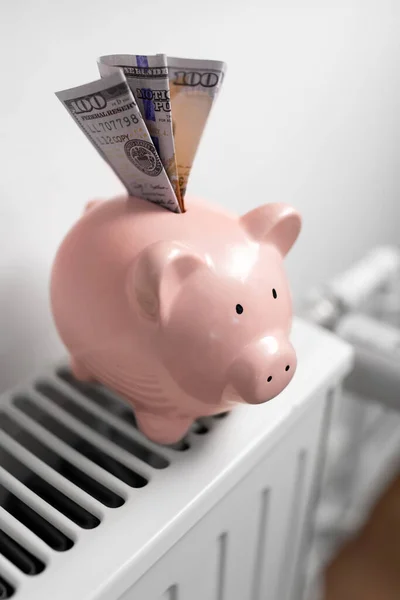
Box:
[0,261,64,394]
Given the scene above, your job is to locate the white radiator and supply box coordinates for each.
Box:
[0,317,353,600]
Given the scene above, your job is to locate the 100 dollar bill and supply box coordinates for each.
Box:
[56,70,181,213]
[167,57,226,199]
[98,53,182,211]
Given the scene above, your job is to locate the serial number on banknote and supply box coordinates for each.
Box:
[85,114,141,134]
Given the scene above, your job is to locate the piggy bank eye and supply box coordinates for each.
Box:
[272,288,277,299]
[236,304,244,315]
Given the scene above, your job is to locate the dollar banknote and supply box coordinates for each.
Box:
[56,70,181,213]
[167,57,227,199]
[97,54,182,211]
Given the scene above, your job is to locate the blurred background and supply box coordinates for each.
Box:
[0,0,399,392]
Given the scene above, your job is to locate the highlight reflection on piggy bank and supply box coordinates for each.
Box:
[50,196,301,444]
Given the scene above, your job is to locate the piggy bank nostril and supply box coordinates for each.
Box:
[285,365,290,372]
[267,376,272,382]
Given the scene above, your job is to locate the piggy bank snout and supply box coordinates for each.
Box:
[228,336,297,405]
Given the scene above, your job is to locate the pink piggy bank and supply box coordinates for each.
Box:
[50,195,301,444]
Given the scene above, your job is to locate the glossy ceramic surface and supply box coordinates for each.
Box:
[50,195,301,443]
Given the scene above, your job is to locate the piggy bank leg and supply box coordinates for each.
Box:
[70,357,94,382]
[135,410,193,445]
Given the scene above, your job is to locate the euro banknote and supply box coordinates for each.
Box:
[55,69,181,213]
[97,53,182,210]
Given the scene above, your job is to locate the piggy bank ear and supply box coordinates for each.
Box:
[127,241,206,322]
[240,203,301,256]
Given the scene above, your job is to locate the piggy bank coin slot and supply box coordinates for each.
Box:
[12,396,148,489]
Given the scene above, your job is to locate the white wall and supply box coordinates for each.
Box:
[0,0,399,392]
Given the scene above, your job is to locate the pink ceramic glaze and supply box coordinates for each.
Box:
[50,195,301,444]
